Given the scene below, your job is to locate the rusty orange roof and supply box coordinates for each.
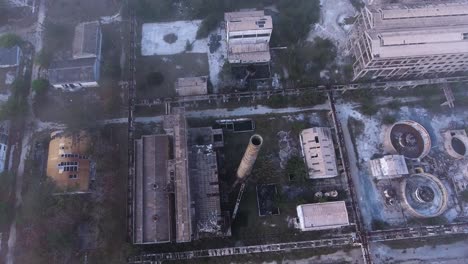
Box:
[46,131,91,192]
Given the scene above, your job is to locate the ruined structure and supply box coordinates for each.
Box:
[370,155,409,180]
[385,120,431,159]
[236,134,263,180]
[133,108,228,244]
[443,130,468,159]
[175,76,208,96]
[400,173,448,218]
[300,127,338,179]
[225,11,272,64]
[348,0,468,80]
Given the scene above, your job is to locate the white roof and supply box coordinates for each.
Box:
[370,155,408,180]
[300,127,338,179]
[225,11,273,32]
[296,202,349,231]
[363,2,468,58]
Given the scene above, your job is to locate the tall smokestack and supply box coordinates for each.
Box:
[235,134,263,182]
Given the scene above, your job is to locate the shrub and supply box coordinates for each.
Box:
[163,33,178,44]
[382,115,396,125]
[196,14,220,39]
[35,49,52,68]
[0,33,23,48]
[32,79,49,94]
[185,40,193,52]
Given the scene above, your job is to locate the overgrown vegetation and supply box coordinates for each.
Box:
[460,189,468,202]
[0,172,14,229]
[273,0,321,46]
[38,20,73,66]
[382,114,396,125]
[0,33,23,48]
[285,156,307,183]
[0,77,30,120]
[280,38,337,82]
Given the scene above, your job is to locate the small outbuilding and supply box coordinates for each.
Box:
[296,201,349,231]
[175,76,208,96]
[370,155,409,180]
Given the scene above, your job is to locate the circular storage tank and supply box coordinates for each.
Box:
[386,120,431,159]
[400,173,448,218]
[444,133,468,159]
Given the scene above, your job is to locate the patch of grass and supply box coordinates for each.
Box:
[382,115,396,125]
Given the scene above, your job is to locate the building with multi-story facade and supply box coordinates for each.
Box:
[224,11,273,64]
[348,0,468,80]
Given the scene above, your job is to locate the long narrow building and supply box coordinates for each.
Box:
[348,0,468,80]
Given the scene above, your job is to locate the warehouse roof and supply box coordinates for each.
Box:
[73,21,101,59]
[300,127,338,179]
[48,58,98,85]
[363,1,468,58]
[225,11,272,32]
[0,46,20,67]
[175,76,208,96]
[296,201,349,231]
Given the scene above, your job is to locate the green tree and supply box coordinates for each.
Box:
[285,156,307,183]
[35,49,52,68]
[0,33,23,48]
[32,79,49,94]
[196,14,220,39]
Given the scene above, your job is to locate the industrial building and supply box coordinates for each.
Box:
[299,127,338,179]
[224,11,272,64]
[46,131,91,193]
[385,120,431,159]
[296,201,349,231]
[0,46,21,68]
[48,21,102,90]
[175,76,208,96]
[133,108,228,244]
[370,155,409,180]
[347,0,468,80]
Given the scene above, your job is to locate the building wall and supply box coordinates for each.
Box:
[348,5,468,80]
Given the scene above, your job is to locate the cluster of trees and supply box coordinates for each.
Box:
[0,77,30,120]
[0,33,23,48]
[36,21,72,68]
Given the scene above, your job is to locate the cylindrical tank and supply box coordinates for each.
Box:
[236,134,263,180]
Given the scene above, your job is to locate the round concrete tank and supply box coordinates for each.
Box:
[400,173,448,218]
[236,134,263,180]
[385,120,431,159]
[444,132,468,159]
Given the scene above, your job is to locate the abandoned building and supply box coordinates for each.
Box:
[443,129,468,159]
[0,46,21,68]
[224,11,272,64]
[400,173,449,218]
[175,76,208,96]
[348,0,468,80]
[370,155,409,180]
[385,120,431,160]
[296,201,349,231]
[299,127,338,179]
[46,131,91,193]
[133,108,227,245]
[48,21,102,90]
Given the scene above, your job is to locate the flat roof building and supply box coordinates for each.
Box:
[46,131,91,193]
[300,127,338,179]
[348,0,468,80]
[48,21,102,90]
[225,10,272,64]
[296,201,349,231]
[73,21,102,59]
[370,155,409,180]
[133,109,229,244]
[134,135,173,244]
[0,46,21,68]
[175,76,208,96]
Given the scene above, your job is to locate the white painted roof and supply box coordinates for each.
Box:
[300,127,338,179]
[297,202,349,231]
